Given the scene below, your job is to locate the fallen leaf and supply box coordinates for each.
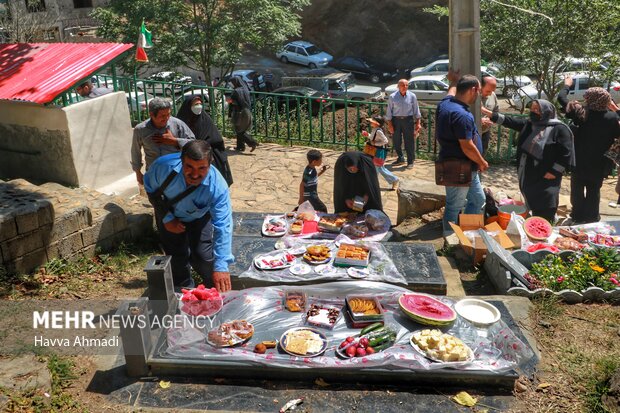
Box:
[452,391,477,407]
[159,380,170,389]
[314,378,329,387]
[515,381,528,393]
[537,382,552,390]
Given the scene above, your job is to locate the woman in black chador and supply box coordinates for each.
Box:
[333,151,383,213]
[177,95,233,186]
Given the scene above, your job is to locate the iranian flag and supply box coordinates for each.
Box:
[135,20,152,62]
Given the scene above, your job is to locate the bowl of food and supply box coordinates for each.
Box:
[303,245,331,264]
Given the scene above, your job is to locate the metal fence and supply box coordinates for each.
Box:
[58,74,524,163]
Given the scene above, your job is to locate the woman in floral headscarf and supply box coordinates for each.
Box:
[558,76,620,223]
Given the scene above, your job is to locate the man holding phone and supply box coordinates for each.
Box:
[131,97,195,185]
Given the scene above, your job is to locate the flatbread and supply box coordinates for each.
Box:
[285,330,323,355]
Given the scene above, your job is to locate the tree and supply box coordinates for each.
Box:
[92,0,309,84]
[0,0,60,42]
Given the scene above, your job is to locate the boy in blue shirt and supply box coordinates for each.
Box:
[298,149,329,212]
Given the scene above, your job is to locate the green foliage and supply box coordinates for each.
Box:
[481,0,620,101]
[528,247,620,292]
[422,5,449,20]
[92,0,310,83]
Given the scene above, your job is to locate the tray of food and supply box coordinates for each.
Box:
[345,295,384,322]
[336,323,395,358]
[254,251,295,270]
[261,215,288,237]
[178,285,223,317]
[341,223,369,239]
[289,219,304,235]
[318,214,349,233]
[284,290,307,312]
[207,320,254,347]
[280,327,328,357]
[410,329,474,363]
[334,243,370,267]
[303,245,332,264]
[305,303,342,329]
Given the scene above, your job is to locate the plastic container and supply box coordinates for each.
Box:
[345,295,384,322]
[497,204,527,230]
[284,290,307,312]
[305,303,342,329]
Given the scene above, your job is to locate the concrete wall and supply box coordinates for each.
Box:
[0,92,133,189]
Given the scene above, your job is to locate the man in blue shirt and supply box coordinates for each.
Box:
[385,79,422,169]
[436,71,489,235]
[144,140,234,292]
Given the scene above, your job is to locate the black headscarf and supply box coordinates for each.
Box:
[177,94,233,187]
[177,95,224,151]
[230,76,251,110]
[333,151,383,213]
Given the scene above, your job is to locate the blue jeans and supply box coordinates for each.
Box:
[442,171,485,235]
[375,165,398,185]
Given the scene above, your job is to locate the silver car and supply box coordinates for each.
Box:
[384,74,448,102]
[276,40,333,69]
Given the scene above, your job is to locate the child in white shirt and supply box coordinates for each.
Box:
[367,116,399,190]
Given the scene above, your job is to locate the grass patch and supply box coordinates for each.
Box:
[0,233,160,300]
[1,355,86,412]
[531,294,564,320]
[585,357,619,413]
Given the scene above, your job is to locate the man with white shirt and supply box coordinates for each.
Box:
[385,79,422,169]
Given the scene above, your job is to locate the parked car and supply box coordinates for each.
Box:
[557,57,609,77]
[512,74,620,107]
[270,86,329,113]
[136,71,192,96]
[483,66,533,96]
[282,72,383,101]
[125,91,161,114]
[384,74,448,102]
[410,59,450,77]
[276,40,333,68]
[222,70,267,91]
[329,56,400,84]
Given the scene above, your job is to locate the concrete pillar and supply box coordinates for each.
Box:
[449,0,481,123]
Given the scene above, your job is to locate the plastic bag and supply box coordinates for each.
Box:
[296,200,316,221]
[506,212,528,249]
[364,209,391,232]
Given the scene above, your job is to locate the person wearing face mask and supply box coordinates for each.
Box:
[333,151,382,213]
[177,95,233,186]
[557,77,620,223]
[485,100,575,223]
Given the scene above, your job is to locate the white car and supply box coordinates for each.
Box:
[410,59,450,77]
[483,66,532,96]
[276,40,333,68]
[384,74,448,102]
[125,91,169,114]
[222,70,266,91]
[512,74,620,107]
[136,71,192,97]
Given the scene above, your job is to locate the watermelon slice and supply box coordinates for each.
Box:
[398,293,456,326]
[524,216,552,241]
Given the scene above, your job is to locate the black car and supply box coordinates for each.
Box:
[271,86,329,114]
[329,56,401,83]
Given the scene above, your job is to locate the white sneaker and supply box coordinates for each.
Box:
[609,202,619,208]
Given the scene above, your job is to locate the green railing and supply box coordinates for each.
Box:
[58,74,524,163]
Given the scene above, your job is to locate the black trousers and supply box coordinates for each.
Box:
[304,193,328,213]
[232,108,257,150]
[570,174,603,223]
[531,208,557,224]
[392,117,415,164]
[155,212,214,289]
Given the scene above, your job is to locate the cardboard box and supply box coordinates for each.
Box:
[449,214,515,265]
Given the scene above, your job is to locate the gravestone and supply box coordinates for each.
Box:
[480,231,530,293]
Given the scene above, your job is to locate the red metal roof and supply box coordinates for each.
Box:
[0,42,133,104]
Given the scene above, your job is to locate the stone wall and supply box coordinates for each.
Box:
[0,179,153,274]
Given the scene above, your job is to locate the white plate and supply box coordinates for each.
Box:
[314,264,332,274]
[454,299,501,327]
[261,216,288,237]
[280,327,328,357]
[347,267,370,279]
[287,246,307,256]
[274,240,287,250]
[253,253,293,270]
[290,263,311,276]
[304,256,331,265]
[409,331,474,364]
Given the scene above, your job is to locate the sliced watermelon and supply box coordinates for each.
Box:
[398,293,456,326]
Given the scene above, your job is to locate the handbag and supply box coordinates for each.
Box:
[363,142,377,157]
[435,158,473,187]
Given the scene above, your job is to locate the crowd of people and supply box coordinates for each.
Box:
[122,68,620,292]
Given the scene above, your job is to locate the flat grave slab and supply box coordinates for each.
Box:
[229,236,446,294]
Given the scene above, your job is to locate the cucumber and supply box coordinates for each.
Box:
[360,322,383,336]
[372,340,394,352]
[368,332,394,347]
